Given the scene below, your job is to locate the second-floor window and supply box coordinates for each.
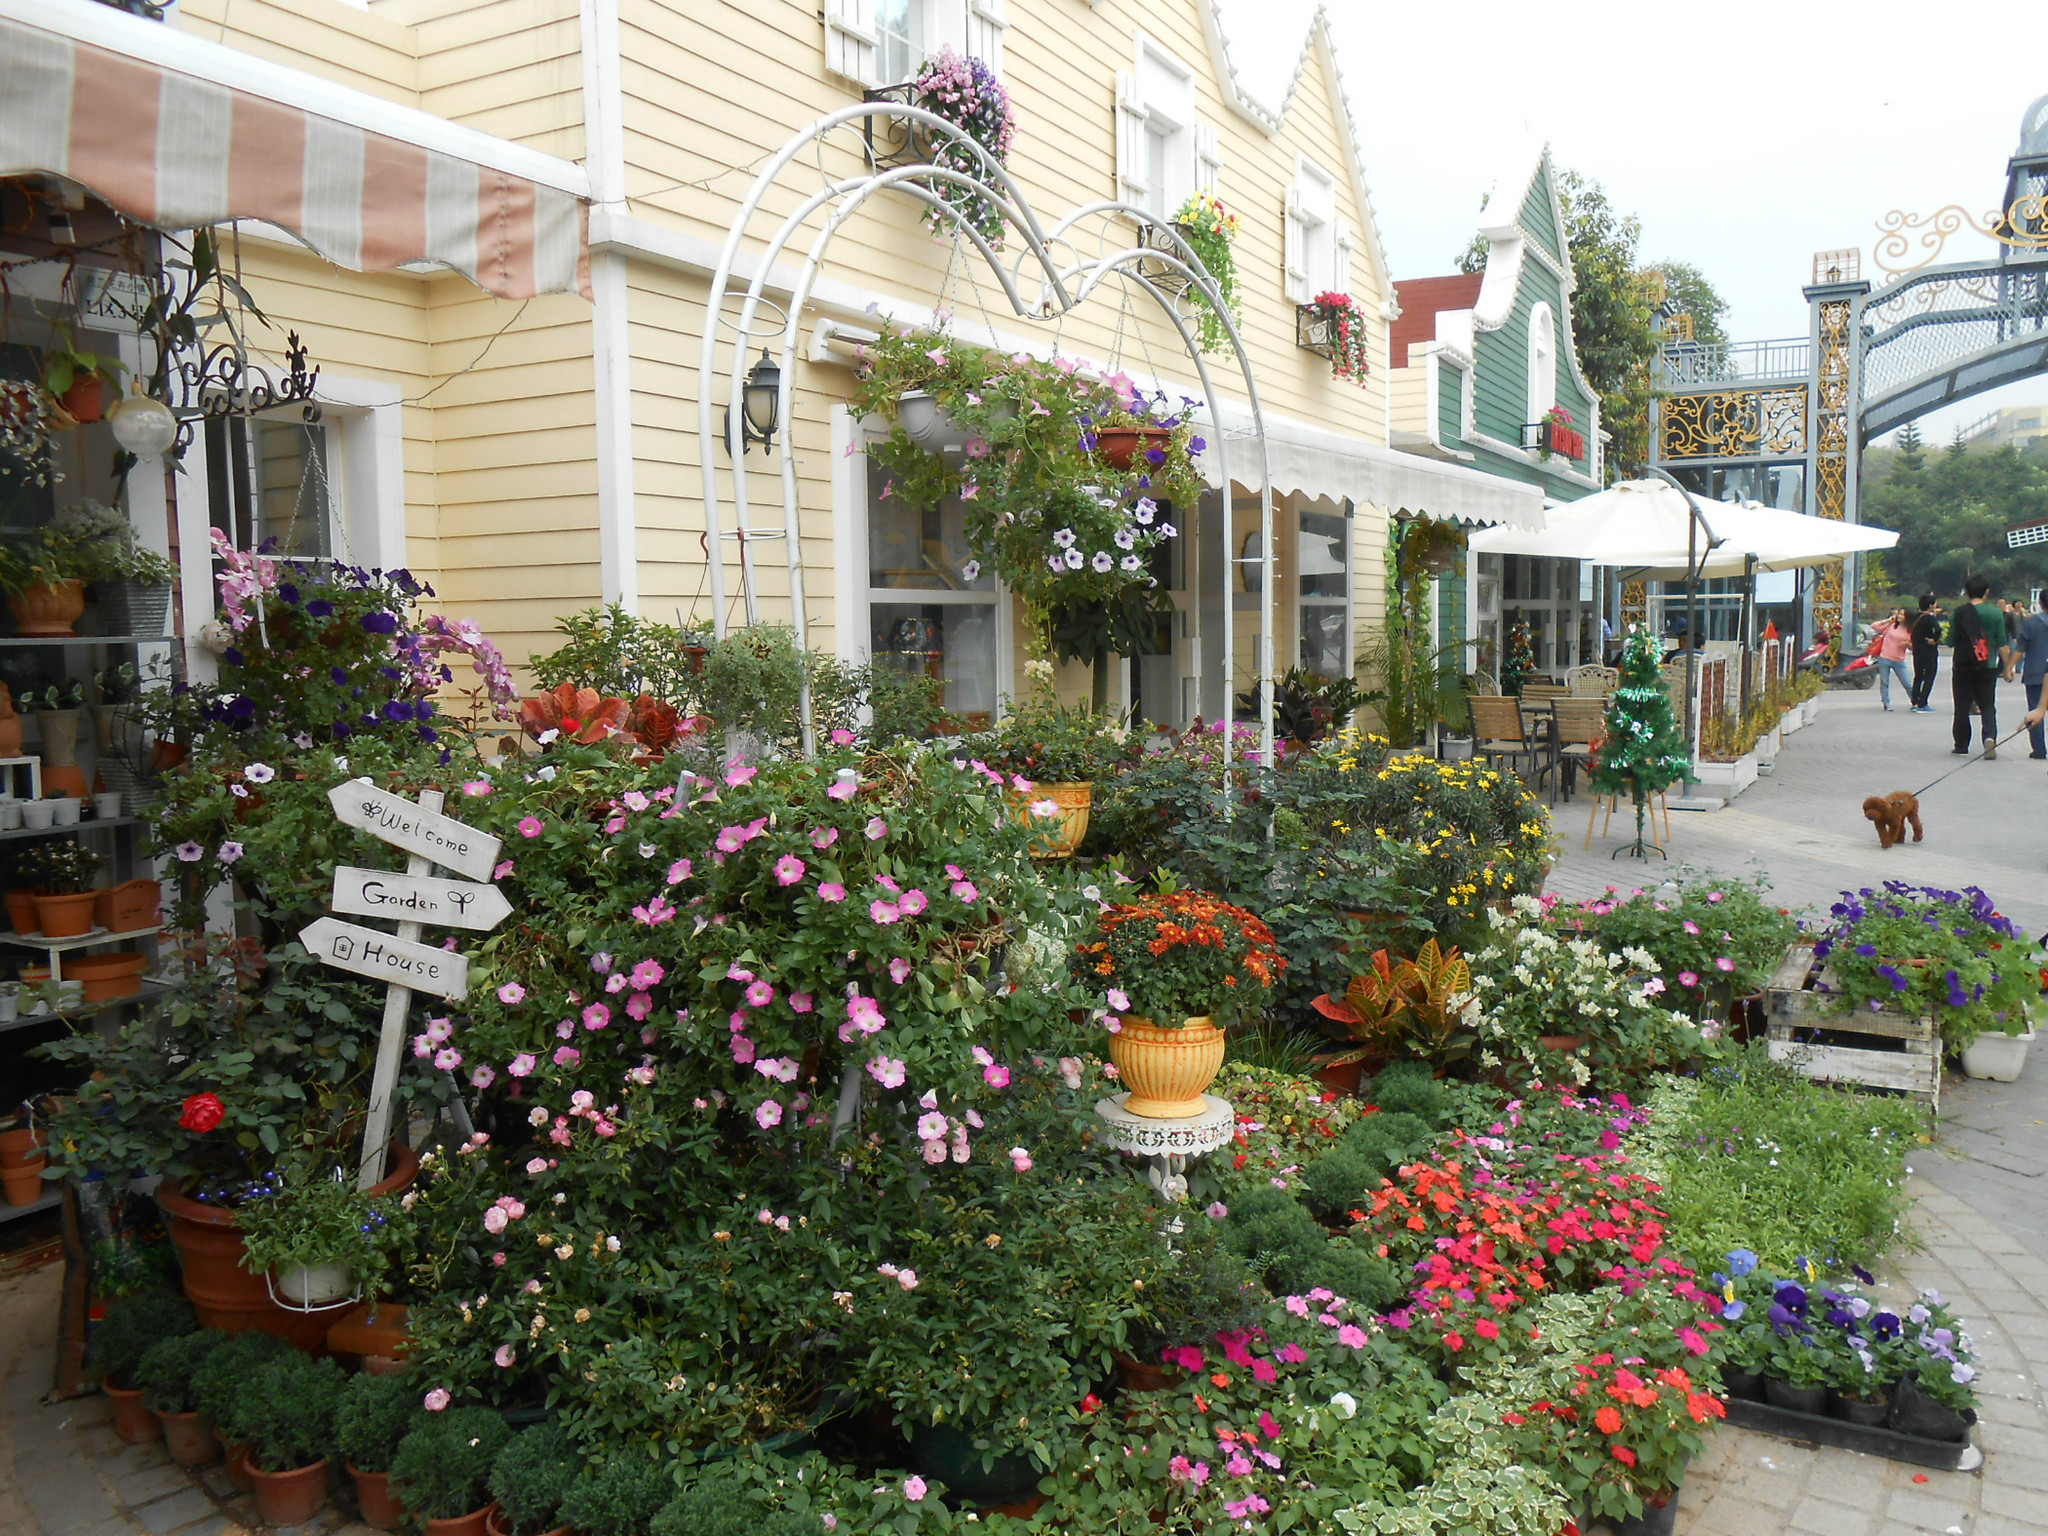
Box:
[825,1,1008,89]
[1284,156,1350,303]
[876,0,926,85]
[1116,37,1206,220]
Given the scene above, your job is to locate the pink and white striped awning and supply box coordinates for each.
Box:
[0,2,590,301]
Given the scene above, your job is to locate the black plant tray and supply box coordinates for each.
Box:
[1722,1396,1980,1470]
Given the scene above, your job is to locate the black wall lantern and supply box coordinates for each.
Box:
[731,347,781,453]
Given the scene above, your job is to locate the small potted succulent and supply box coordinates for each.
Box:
[557,1450,681,1536]
[1073,890,1284,1116]
[90,1292,196,1444]
[487,1424,584,1536]
[336,1370,423,1530]
[243,1353,346,1527]
[31,840,103,939]
[134,1329,226,1466]
[392,1405,513,1536]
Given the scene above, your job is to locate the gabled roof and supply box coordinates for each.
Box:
[1466,141,1599,404]
[1391,275,1482,367]
[1202,1,1393,313]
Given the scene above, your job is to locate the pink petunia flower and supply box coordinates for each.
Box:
[493,860,515,880]
[866,1055,907,1088]
[518,817,543,838]
[725,762,757,787]
[984,1065,1011,1089]
[951,880,979,902]
[583,1003,611,1031]
[498,982,526,1005]
[916,1112,949,1141]
[553,1046,580,1067]
[774,854,806,885]
[899,889,927,916]
[811,826,839,849]
[754,1098,782,1129]
[667,858,693,884]
[746,980,775,1008]
[509,1053,536,1077]
[870,900,900,924]
[790,992,814,1013]
[631,959,665,989]
[818,882,847,902]
[827,778,857,802]
[865,817,888,841]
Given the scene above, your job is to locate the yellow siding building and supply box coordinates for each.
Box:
[27,0,1539,722]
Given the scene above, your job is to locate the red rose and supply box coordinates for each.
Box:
[179,1092,225,1133]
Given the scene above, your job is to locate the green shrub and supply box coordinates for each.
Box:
[193,1329,293,1445]
[1363,1062,1450,1125]
[392,1406,512,1520]
[558,1450,677,1536]
[1346,1110,1437,1166]
[246,1354,345,1472]
[1126,1228,1264,1358]
[1298,1148,1380,1225]
[489,1423,584,1536]
[133,1330,224,1415]
[334,1370,421,1475]
[1221,1186,1404,1309]
[89,1292,195,1388]
[650,1467,814,1536]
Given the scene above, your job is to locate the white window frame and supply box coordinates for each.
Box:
[1528,301,1557,422]
[831,407,1013,720]
[1116,35,1198,221]
[826,1,1003,89]
[1296,500,1352,678]
[1285,155,1338,303]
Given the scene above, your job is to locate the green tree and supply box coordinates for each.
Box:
[1590,629,1692,850]
[1648,260,1730,350]
[1896,420,1925,471]
[1553,170,1661,479]
[1861,443,2048,596]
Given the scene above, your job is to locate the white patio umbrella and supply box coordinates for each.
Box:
[1632,500,1897,580]
[1465,478,1714,572]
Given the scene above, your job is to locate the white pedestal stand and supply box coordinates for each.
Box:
[1093,1093,1235,1202]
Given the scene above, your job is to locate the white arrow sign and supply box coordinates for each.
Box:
[327,779,502,882]
[301,915,470,1001]
[331,866,512,933]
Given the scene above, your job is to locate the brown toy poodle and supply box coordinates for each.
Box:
[1862,792,1923,850]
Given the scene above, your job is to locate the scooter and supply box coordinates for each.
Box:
[1825,627,1881,689]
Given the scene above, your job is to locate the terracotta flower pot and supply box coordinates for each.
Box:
[59,375,107,425]
[67,952,146,1003]
[0,1126,45,1167]
[0,714,19,757]
[33,891,99,939]
[8,579,85,637]
[327,1300,412,1363]
[37,707,88,798]
[1092,424,1173,471]
[249,1456,329,1527]
[352,1466,409,1531]
[1109,1017,1226,1118]
[4,889,41,934]
[104,1382,162,1445]
[484,1509,567,1536]
[94,879,162,933]
[1537,1034,1586,1052]
[159,1410,219,1467]
[227,1441,256,1491]
[1112,1351,1183,1393]
[423,1503,499,1536]
[1310,1053,1366,1097]
[158,1141,418,1344]
[2,1162,47,1206]
[1005,781,1092,859]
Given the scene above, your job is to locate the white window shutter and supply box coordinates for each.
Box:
[1333,217,1353,297]
[824,0,880,87]
[1115,71,1148,207]
[1194,122,1222,195]
[1283,186,1307,304]
[967,0,1008,70]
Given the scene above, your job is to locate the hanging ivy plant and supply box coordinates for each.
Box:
[1169,191,1241,354]
[850,330,1205,659]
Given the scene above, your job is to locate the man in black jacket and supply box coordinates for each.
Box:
[1950,576,2012,756]
[1908,593,1943,713]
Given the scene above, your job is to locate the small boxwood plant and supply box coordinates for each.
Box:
[89,1292,195,1389]
[650,1466,814,1536]
[488,1422,583,1536]
[246,1354,345,1473]
[558,1450,676,1536]
[193,1329,293,1445]
[334,1370,421,1476]
[134,1329,225,1416]
[392,1406,511,1520]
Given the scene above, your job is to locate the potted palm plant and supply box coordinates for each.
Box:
[1073,891,1284,1116]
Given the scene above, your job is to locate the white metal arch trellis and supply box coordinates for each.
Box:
[695,102,1276,769]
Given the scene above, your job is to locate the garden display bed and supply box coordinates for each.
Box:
[1764,944,1941,1109]
[1720,1396,1980,1472]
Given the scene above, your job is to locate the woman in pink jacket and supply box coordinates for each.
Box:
[1872,607,1913,711]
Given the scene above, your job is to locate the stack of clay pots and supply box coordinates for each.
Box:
[1,1120,47,1206]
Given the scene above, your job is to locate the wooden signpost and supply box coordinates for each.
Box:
[302,781,509,1188]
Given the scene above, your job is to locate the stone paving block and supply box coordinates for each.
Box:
[158,1521,241,1536]
[1885,1485,1978,1531]
[1983,1483,2048,1524]
[106,1466,193,1512]
[1691,1497,1819,1536]
[1719,1467,1805,1511]
[1978,1508,2048,1535]
[1803,1458,1892,1510]
[1789,1496,1881,1535]
[128,1490,214,1536]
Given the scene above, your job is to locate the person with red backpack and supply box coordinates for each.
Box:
[1949,575,2012,757]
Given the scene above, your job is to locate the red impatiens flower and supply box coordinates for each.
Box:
[1594,1406,1623,1434]
[179,1092,225,1132]
[1611,1445,1637,1467]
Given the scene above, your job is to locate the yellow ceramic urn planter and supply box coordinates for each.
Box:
[1006,781,1092,859]
[1109,1016,1226,1119]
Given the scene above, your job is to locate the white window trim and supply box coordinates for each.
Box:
[1120,33,1197,222]
[1528,301,1557,422]
[826,1,1004,89]
[1285,154,1337,304]
[831,405,1014,715]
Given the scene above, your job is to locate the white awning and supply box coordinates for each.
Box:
[1200,411,1546,530]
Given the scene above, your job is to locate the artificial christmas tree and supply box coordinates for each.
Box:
[1590,628,1693,856]
[1500,622,1535,697]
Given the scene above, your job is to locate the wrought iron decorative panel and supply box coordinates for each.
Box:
[1658,386,1807,460]
[1811,299,1853,654]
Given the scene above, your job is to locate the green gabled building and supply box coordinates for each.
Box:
[1388,144,1605,681]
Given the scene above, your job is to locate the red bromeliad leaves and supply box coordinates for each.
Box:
[520,682,629,744]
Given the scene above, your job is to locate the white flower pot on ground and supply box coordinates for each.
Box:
[1692,754,1758,796]
[1803,697,1823,725]
[1960,1028,2034,1082]
[1781,709,1802,737]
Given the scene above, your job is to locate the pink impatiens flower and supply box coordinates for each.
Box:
[902,1476,927,1502]
[1337,1324,1368,1349]
[774,854,806,885]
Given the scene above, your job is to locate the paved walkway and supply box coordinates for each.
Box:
[1552,678,2048,940]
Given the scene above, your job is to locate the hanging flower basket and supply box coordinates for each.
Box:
[1539,405,1585,462]
[865,48,1016,248]
[1091,424,1174,471]
[1297,292,1371,384]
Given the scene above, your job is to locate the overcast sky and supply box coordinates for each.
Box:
[1221,0,2047,443]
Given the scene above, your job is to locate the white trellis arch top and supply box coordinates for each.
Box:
[694,101,1276,769]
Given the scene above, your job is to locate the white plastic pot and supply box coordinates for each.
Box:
[1960,1028,2033,1082]
[272,1261,357,1309]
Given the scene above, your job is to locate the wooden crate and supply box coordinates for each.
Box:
[1763,944,1941,1109]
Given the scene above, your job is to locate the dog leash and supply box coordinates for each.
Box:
[1906,725,2036,800]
